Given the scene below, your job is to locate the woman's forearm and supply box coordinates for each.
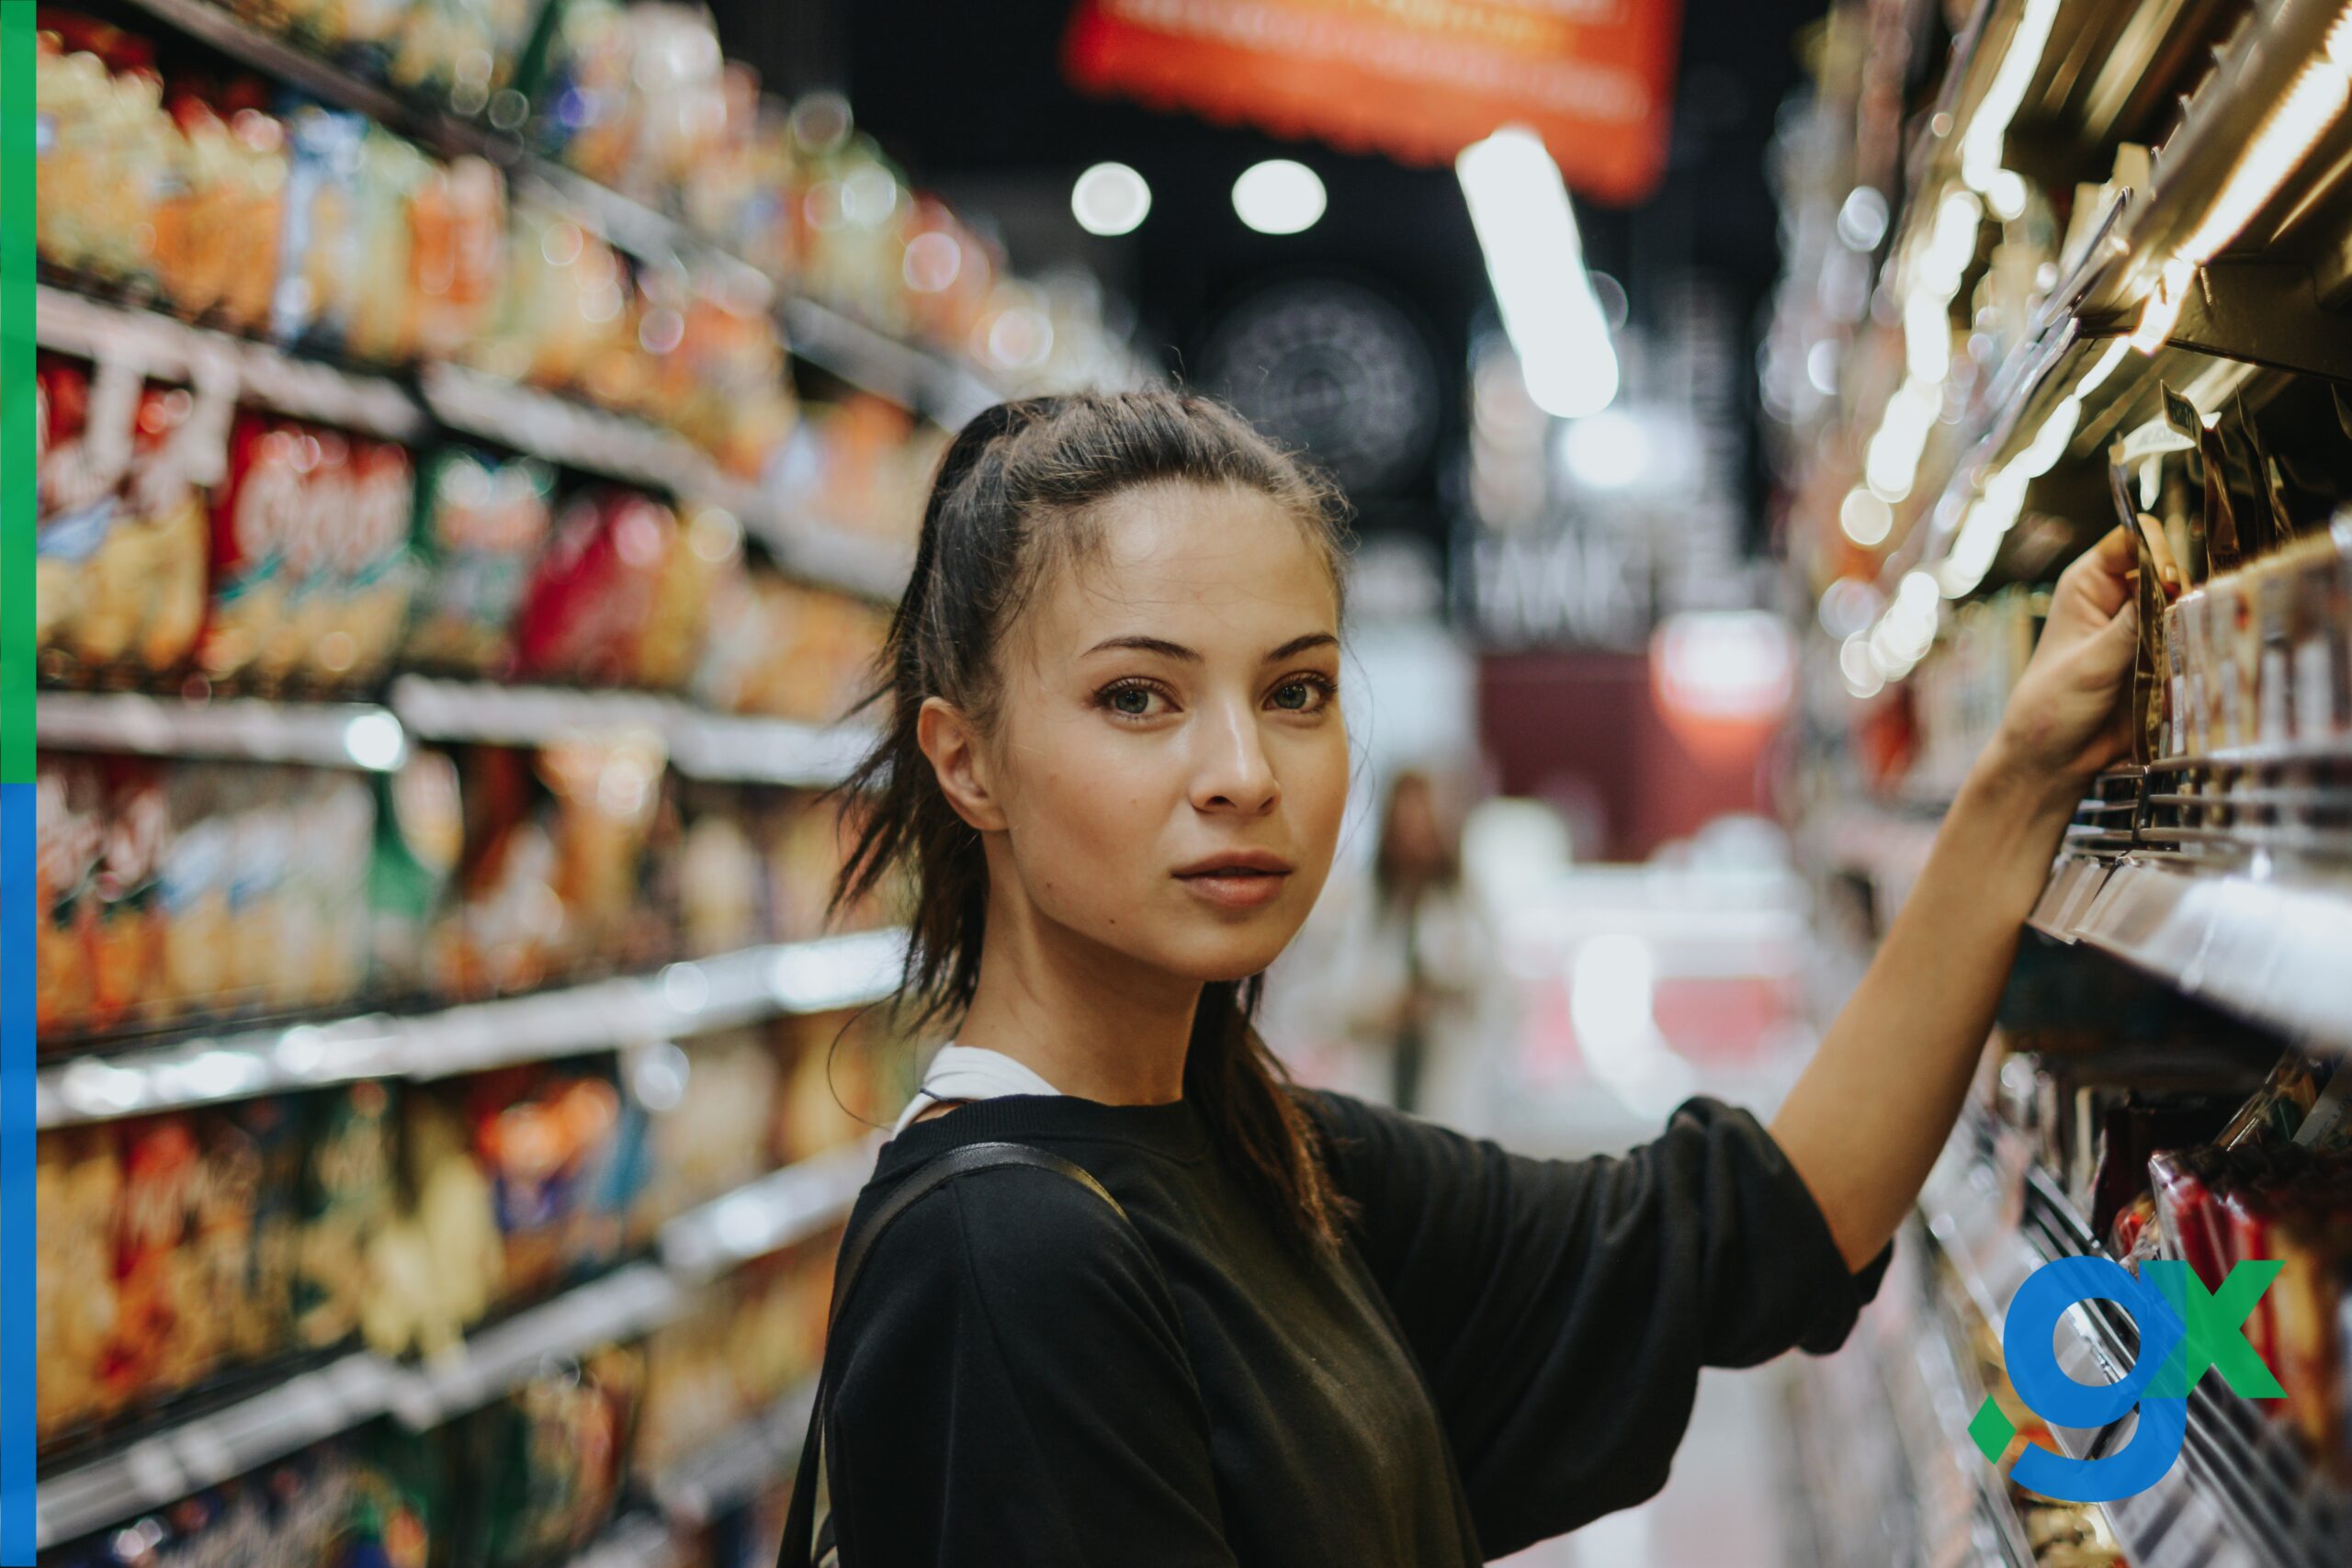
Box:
[1769,748,2081,1270]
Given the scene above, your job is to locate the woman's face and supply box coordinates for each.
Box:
[962,480,1348,986]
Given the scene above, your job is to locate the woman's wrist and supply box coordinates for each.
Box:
[1965,727,2094,829]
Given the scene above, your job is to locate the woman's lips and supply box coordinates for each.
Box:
[1174,864,1292,910]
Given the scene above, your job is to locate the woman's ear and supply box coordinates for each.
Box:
[917,696,1007,832]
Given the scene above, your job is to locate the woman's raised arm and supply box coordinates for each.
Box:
[1770,525,2142,1270]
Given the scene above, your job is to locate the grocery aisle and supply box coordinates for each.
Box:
[26,0,2352,1565]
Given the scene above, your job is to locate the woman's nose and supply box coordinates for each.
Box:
[1189,703,1280,815]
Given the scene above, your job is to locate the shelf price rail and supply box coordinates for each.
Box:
[36,926,909,1128]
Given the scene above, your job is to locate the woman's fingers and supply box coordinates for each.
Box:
[2033,525,2137,668]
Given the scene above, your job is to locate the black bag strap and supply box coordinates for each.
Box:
[776,1141,1135,1568]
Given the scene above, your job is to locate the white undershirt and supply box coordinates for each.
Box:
[889,1043,1067,1135]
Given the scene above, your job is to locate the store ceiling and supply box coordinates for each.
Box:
[711,0,1829,547]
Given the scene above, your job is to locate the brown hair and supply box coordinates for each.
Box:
[831,389,1355,1249]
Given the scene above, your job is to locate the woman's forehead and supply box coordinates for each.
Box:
[1041,483,1340,637]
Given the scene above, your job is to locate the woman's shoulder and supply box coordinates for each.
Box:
[840,1154,1162,1319]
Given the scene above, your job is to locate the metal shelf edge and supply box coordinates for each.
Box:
[36,930,909,1127]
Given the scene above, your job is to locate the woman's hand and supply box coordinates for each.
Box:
[1973,525,2141,807]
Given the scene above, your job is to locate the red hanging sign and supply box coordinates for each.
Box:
[1062,0,1683,205]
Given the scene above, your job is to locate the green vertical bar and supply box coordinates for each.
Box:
[1,0,29,784]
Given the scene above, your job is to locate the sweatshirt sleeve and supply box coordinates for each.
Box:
[823,1166,1242,1568]
[1306,1089,1894,1558]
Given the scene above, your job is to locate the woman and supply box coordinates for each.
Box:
[806,390,2136,1565]
[1291,766,1510,1125]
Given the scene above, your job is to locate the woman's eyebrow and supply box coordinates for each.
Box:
[1082,631,1338,662]
[1084,634,1199,661]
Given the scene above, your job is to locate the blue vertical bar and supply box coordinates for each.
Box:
[0,0,33,1560]
[0,781,27,1566]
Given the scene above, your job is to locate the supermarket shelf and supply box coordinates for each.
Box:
[662,1136,875,1283]
[34,928,910,1127]
[40,285,910,604]
[781,296,1001,429]
[36,692,410,771]
[36,683,878,789]
[648,1376,819,1526]
[36,284,428,442]
[1870,0,2352,600]
[116,0,503,157]
[388,677,681,746]
[2025,855,2352,1055]
[34,1352,396,1551]
[35,1136,865,1550]
[385,1263,684,1430]
[107,0,982,431]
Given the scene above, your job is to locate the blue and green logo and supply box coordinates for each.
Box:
[1969,1255,2282,1502]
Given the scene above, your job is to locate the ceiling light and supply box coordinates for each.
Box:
[1072,162,1151,237]
[1233,160,1326,235]
[1456,127,1618,420]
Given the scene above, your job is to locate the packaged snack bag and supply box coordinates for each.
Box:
[36,758,106,1038]
[111,1114,213,1406]
[636,1028,778,1231]
[272,102,368,350]
[294,1079,398,1348]
[227,1094,305,1364]
[409,154,508,362]
[38,353,140,676]
[368,748,465,996]
[153,89,286,333]
[36,1128,123,1441]
[468,1067,623,1303]
[363,1086,501,1358]
[154,764,234,1021]
[512,489,680,687]
[400,447,553,676]
[34,19,169,288]
[537,735,671,969]
[322,436,421,690]
[677,785,760,956]
[200,415,305,687]
[88,760,170,1032]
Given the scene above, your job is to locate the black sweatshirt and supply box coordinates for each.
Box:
[820,1089,1893,1566]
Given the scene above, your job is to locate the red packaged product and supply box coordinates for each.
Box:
[2149,1148,2229,1293]
[512,489,680,687]
[201,413,306,686]
[2222,1182,2280,1376]
[109,1114,215,1409]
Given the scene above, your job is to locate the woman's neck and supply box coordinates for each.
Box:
[955,884,1198,1106]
